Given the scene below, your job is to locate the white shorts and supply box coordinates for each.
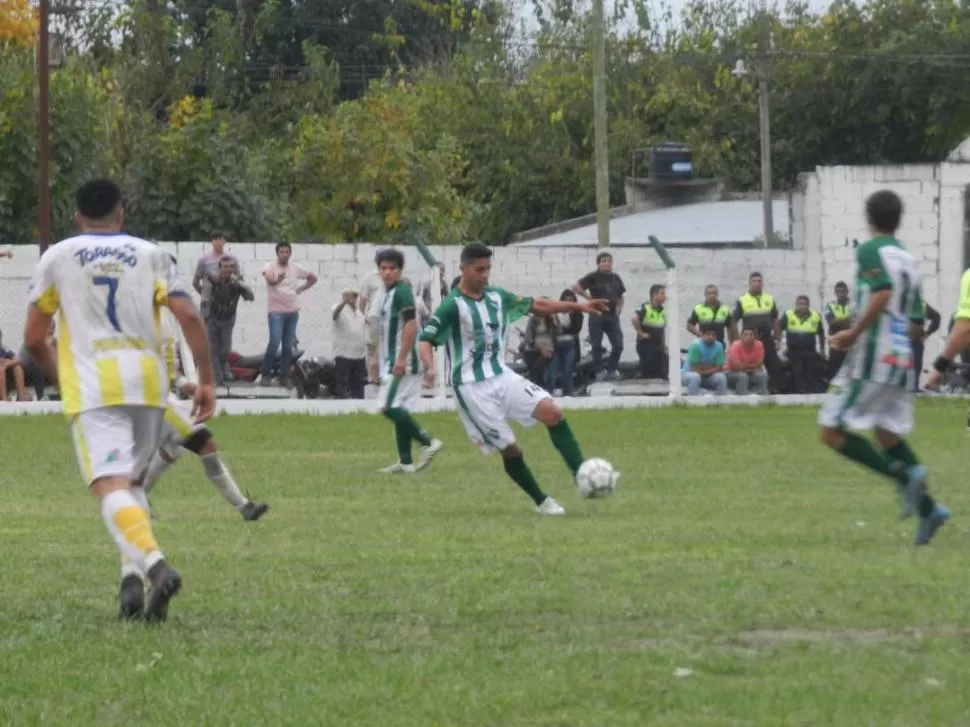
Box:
[158,396,204,459]
[454,372,552,455]
[377,374,423,412]
[70,405,164,486]
[817,376,914,436]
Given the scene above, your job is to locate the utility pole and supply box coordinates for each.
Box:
[37,0,52,254]
[591,0,610,248]
[758,72,773,247]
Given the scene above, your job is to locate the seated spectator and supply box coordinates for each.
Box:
[682,324,727,396]
[728,326,770,395]
[546,289,584,395]
[17,320,55,400]
[521,300,557,386]
[0,332,29,401]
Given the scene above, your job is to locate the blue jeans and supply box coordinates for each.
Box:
[262,312,299,379]
[546,340,577,395]
[588,314,623,375]
[683,371,727,396]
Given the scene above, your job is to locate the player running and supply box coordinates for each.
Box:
[818,189,949,545]
[23,178,216,621]
[418,242,609,515]
[372,249,443,473]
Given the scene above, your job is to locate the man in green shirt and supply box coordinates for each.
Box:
[374,249,443,474]
[418,243,611,516]
[817,189,948,546]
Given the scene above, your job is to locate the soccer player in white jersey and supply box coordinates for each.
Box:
[23,179,217,621]
[418,243,608,515]
[818,189,949,545]
[141,301,269,521]
[373,249,443,472]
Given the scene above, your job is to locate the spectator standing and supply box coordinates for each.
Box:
[331,289,367,399]
[358,257,384,383]
[632,284,668,379]
[547,289,584,396]
[732,271,782,391]
[687,285,732,346]
[727,327,770,395]
[572,251,626,381]
[260,242,318,388]
[682,325,727,396]
[824,281,854,378]
[193,233,242,319]
[207,256,254,386]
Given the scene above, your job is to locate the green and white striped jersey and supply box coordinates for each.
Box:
[378,280,421,377]
[843,235,924,385]
[420,286,533,386]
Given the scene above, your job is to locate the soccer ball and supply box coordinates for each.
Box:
[575,458,618,499]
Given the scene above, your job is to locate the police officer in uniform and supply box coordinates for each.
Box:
[823,281,853,378]
[632,284,667,379]
[686,284,732,346]
[732,271,782,391]
[780,294,826,394]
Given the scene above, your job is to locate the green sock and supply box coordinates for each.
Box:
[885,440,936,516]
[385,408,432,447]
[839,433,897,482]
[383,410,414,464]
[548,419,584,475]
[503,455,548,506]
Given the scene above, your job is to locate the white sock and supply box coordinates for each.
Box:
[201,452,248,509]
[142,451,176,495]
[119,487,152,580]
[100,489,164,575]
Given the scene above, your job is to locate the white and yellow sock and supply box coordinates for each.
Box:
[101,489,164,574]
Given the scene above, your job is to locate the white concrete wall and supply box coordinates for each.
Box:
[1,161,967,364]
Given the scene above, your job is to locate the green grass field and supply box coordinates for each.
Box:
[3,401,970,726]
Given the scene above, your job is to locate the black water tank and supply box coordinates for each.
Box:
[649,142,694,180]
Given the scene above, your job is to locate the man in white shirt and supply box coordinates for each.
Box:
[358,265,383,381]
[332,288,366,398]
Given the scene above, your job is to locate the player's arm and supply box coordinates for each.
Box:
[166,295,214,387]
[394,286,418,374]
[24,251,59,385]
[530,295,607,317]
[933,271,970,374]
[834,249,893,348]
[925,303,942,337]
[418,297,457,373]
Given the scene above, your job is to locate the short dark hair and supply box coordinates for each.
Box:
[749,271,762,280]
[275,242,291,253]
[375,248,405,269]
[699,323,717,334]
[866,189,903,234]
[796,295,810,304]
[460,242,492,265]
[210,232,226,241]
[219,255,235,264]
[596,251,612,264]
[649,284,665,298]
[75,179,122,220]
[835,280,848,290]
[742,325,757,334]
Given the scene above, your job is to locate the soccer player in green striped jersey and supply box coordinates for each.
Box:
[818,190,949,545]
[418,243,610,515]
[374,249,443,473]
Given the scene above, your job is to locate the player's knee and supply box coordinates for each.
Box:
[182,427,213,455]
[534,398,563,426]
[819,426,843,449]
[501,444,523,459]
[873,427,898,450]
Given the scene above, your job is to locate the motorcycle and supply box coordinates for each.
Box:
[225,338,314,395]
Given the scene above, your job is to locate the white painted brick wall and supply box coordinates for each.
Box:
[1,161,965,366]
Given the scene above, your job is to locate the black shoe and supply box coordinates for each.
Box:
[144,561,182,623]
[117,574,145,621]
[241,501,270,521]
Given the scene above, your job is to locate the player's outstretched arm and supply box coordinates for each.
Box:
[24,305,57,386]
[531,297,609,316]
[167,294,216,422]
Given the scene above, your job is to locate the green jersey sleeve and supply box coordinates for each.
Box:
[392,282,416,315]
[494,287,534,323]
[419,295,458,346]
[957,269,970,321]
[856,243,892,291]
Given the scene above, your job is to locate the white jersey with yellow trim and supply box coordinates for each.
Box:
[27,233,189,416]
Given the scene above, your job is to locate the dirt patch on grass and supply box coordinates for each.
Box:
[738,626,970,644]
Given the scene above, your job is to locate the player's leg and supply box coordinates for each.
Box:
[182,427,269,521]
[872,392,949,545]
[392,374,442,470]
[455,379,564,514]
[72,407,178,622]
[378,376,416,472]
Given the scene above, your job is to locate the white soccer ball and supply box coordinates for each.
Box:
[575,458,618,499]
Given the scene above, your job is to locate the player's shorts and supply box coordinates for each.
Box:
[454,372,552,455]
[377,374,423,412]
[70,405,164,486]
[817,375,914,436]
[158,395,205,459]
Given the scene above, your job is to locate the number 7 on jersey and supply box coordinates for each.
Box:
[92,275,122,332]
